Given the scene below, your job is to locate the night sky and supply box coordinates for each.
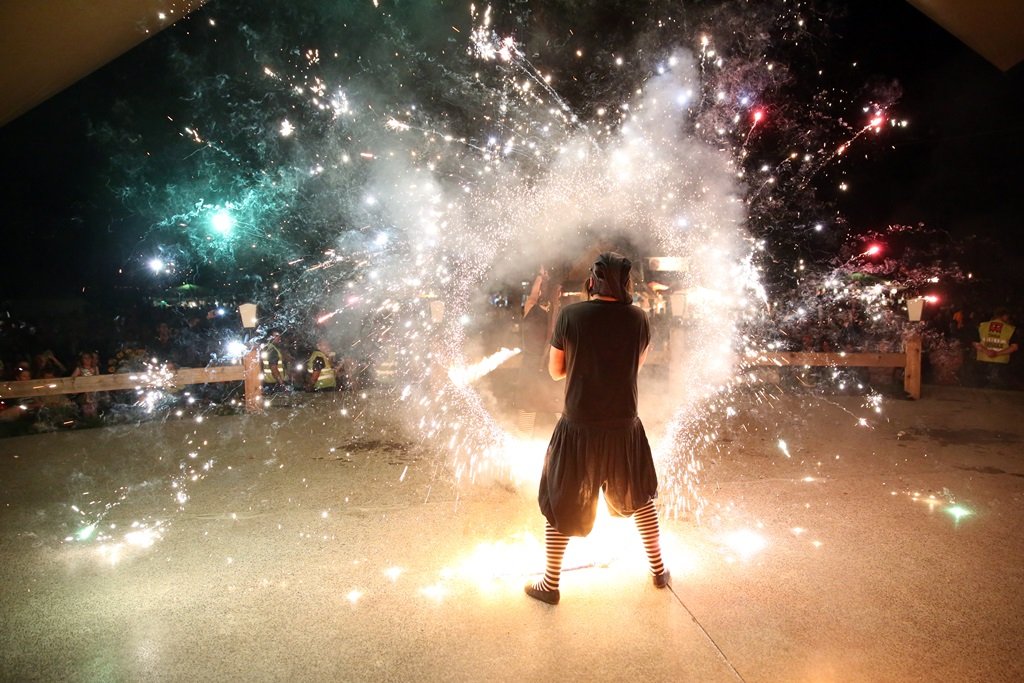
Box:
[1,1,1022,304]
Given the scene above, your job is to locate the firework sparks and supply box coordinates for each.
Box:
[69,1,923,562]
[447,347,520,387]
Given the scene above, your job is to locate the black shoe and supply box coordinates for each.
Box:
[524,583,560,605]
[653,570,671,589]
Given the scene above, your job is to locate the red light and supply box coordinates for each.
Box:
[752,110,764,123]
[863,244,882,257]
[924,295,939,304]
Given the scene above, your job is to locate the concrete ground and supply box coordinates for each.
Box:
[1,384,1023,682]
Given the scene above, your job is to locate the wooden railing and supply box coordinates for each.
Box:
[0,336,924,417]
[741,335,923,399]
[0,348,265,413]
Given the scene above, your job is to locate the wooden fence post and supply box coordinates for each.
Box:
[243,346,264,414]
[903,333,922,400]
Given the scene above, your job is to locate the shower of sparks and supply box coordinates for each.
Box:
[64,0,926,558]
[133,361,177,413]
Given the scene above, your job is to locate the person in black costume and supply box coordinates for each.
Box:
[525,252,669,605]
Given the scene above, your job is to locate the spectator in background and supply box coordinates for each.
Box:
[262,328,288,391]
[305,338,336,391]
[35,363,75,429]
[71,351,100,418]
[0,367,41,421]
[12,361,31,380]
[148,322,178,366]
[31,350,66,378]
[177,311,218,367]
[972,308,1019,388]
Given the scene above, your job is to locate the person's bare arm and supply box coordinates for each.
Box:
[639,344,650,369]
[548,346,566,380]
[524,271,545,318]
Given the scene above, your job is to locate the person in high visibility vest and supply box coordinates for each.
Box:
[305,339,337,391]
[262,329,288,391]
[972,309,1018,387]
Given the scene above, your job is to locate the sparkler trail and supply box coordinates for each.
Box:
[448,347,521,387]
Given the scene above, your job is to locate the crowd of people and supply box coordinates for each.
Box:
[0,292,1019,434]
[0,306,372,433]
[772,298,1021,390]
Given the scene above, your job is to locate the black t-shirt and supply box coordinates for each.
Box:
[550,300,650,422]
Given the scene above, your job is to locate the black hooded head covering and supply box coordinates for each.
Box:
[589,252,633,304]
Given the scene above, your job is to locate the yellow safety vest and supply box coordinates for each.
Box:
[977,320,1015,364]
[262,342,285,381]
[306,351,336,390]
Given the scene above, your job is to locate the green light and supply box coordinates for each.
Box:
[211,208,236,236]
[77,523,97,541]
[945,505,972,522]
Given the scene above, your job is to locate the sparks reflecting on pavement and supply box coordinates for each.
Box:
[893,488,976,528]
[420,583,449,603]
[433,492,709,599]
[945,504,972,523]
[76,523,98,541]
[92,523,165,566]
[719,528,768,562]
